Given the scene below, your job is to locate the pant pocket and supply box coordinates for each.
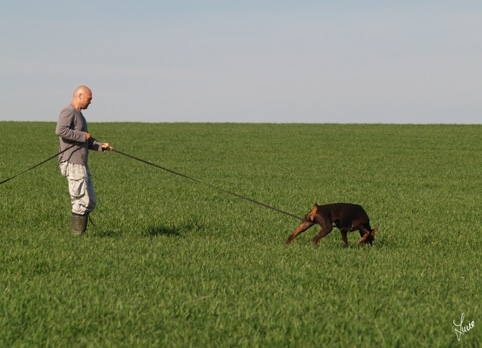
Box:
[59,161,69,177]
[70,177,86,200]
[68,164,88,181]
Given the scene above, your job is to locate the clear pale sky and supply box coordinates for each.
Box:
[1,1,481,123]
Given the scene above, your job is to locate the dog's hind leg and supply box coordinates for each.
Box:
[285,221,315,245]
[312,224,333,245]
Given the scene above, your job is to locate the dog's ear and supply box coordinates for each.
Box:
[357,231,370,244]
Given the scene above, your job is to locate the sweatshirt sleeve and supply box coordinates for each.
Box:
[55,106,86,143]
[88,138,105,152]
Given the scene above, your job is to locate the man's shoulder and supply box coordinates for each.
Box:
[59,104,80,119]
[60,104,75,113]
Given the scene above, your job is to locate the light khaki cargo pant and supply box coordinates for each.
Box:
[59,161,97,215]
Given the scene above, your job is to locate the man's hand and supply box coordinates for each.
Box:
[101,143,113,151]
[85,132,91,141]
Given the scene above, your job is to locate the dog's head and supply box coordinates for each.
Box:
[357,228,378,246]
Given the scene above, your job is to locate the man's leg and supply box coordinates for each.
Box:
[64,163,97,234]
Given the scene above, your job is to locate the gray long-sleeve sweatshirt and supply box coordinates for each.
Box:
[55,104,103,165]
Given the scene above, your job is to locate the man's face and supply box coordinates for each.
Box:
[80,90,93,109]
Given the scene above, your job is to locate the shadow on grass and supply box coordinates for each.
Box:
[143,225,182,237]
[92,227,184,238]
[142,222,205,238]
[93,230,120,238]
[90,222,205,238]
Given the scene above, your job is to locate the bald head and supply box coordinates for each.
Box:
[71,85,93,110]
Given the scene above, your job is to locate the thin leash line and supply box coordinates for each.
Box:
[0,139,303,220]
[0,144,75,185]
[112,148,304,220]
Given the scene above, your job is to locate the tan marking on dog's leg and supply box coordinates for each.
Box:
[357,231,370,244]
[286,221,314,245]
[369,228,378,246]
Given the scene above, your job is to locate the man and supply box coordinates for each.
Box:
[56,85,113,235]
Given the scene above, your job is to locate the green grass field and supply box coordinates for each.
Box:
[1,122,480,347]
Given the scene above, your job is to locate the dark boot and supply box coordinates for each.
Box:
[70,212,89,235]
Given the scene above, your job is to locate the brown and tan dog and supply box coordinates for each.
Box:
[286,203,378,247]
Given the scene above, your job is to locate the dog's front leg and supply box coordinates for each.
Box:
[340,230,349,248]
